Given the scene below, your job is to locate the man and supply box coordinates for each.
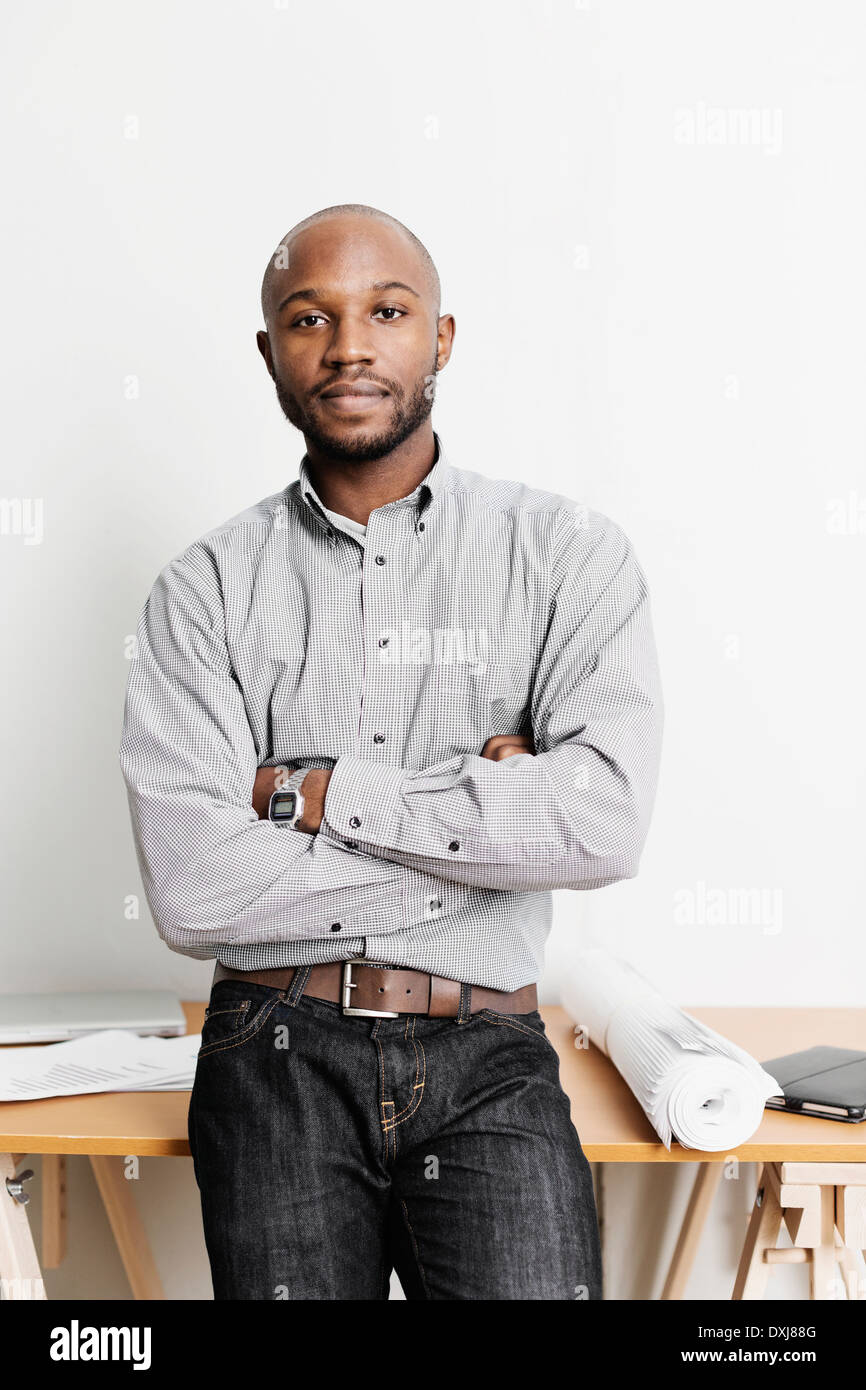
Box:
[119,203,663,1300]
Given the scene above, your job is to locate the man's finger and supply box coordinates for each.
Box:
[481,735,535,759]
[481,740,535,761]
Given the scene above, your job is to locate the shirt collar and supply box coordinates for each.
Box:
[295,431,450,539]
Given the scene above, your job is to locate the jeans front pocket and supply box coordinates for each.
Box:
[198,985,283,1059]
[479,1008,555,1050]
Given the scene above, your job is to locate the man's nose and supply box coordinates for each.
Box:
[324,318,376,365]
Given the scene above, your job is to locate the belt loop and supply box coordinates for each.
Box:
[285,964,312,1008]
[457,982,472,1024]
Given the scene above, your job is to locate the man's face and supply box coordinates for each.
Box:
[258,217,446,463]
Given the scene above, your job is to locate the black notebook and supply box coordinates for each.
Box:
[761,1046,866,1123]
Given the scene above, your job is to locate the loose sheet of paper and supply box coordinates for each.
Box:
[0,1030,202,1101]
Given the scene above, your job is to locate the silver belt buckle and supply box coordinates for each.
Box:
[341,959,400,1018]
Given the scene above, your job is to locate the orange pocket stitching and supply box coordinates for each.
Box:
[197,995,281,1058]
[205,1001,250,1019]
[479,1009,546,1041]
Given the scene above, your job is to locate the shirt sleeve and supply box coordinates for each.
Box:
[318,508,664,892]
[118,544,403,958]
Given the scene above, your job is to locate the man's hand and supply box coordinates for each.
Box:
[252,735,536,829]
[479,734,536,761]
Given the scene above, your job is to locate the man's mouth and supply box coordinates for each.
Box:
[320,381,388,398]
[318,381,389,413]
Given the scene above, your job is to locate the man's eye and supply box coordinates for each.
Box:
[293,314,327,328]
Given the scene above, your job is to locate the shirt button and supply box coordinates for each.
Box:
[378,637,389,648]
[418,521,425,532]
[374,554,386,566]
[349,816,361,828]
[428,896,442,911]
[330,922,342,932]
[448,840,460,852]
[373,733,385,744]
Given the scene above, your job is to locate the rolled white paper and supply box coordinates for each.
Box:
[559,947,781,1151]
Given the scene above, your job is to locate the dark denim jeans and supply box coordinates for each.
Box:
[188,969,602,1300]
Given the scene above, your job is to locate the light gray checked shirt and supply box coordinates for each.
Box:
[119,433,663,990]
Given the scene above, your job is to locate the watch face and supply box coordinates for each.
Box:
[270,791,299,822]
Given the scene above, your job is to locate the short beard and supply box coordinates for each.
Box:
[273,352,439,464]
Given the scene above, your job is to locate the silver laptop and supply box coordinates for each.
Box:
[0,991,187,1044]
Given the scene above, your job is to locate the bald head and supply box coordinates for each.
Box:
[260,203,440,327]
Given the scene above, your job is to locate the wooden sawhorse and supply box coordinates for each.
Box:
[733,1162,866,1300]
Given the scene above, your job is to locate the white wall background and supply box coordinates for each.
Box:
[2,0,864,1301]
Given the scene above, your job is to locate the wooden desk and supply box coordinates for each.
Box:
[1,1004,864,1300]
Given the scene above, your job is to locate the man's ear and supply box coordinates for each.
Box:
[436,313,456,371]
[256,329,274,378]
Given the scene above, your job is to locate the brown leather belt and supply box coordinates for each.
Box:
[212,959,537,1019]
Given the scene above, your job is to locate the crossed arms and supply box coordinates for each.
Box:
[118,511,663,957]
[250,734,534,828]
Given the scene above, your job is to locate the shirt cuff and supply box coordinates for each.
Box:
[320,755,407,852]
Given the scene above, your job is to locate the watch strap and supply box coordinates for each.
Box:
[276,767,308,796]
